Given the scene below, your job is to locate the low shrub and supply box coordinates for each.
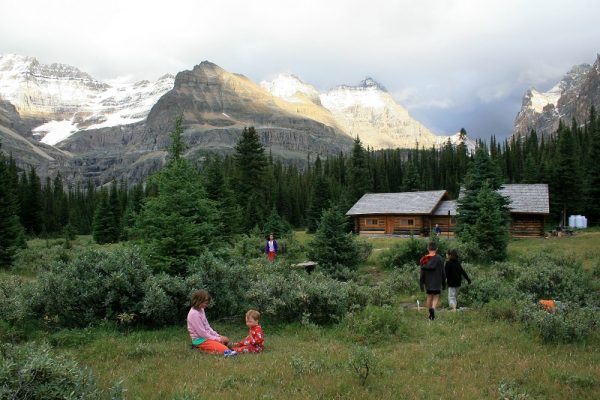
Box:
[245,271,368,324]
[379,236,425,270]
[344,305,409,344]
[0,275,35,324]
[141,273,192,327]
[370,268,420,306]
[186,252,256,318]
[520,302,600,343]
[459,275,522,307]
[31,247,152,327]
[482,299,522,322]
[0,342,123,399]
[515,253,589,305]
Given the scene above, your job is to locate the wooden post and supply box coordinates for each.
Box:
[447,210,450,238]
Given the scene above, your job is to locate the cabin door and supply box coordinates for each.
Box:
[385,216,394,234]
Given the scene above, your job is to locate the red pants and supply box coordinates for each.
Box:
[268,251,276,262]
[195,339,228,354]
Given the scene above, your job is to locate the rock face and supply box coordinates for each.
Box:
[512,55,600,139]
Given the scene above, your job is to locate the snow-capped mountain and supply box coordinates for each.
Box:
[262,76,461,150]
[260,74,321,104]
[1,54,473,185]
[0,54,174,145]
[512,56,600,139]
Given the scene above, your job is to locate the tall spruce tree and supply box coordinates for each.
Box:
[553,123,582,224]
[306,156,330,233]
[0,145,26,267]
[21,166,43,235]
[584,107,600,225]
[233,127,268,230]
[92,187,118,244]
[348,137,372,203]
[307,206,360,278]
[456,144,510,261]
[133,116,219,274]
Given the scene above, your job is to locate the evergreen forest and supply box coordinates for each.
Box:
[1,109,599,261]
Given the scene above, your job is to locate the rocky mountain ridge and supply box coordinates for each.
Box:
[1,54,469,184]
[512,55,600,139]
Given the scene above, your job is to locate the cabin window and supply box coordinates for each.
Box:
[400,218,414,226]
[364,218,383,226]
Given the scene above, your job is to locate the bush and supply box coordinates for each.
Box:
[232,233,265,261]
[31,247,152,327]
[0,342,123,399]
[186,252,255,318]
[355,238,373,264]
[141,273,193,327]
[0,275,35,324]
[459,274,522,307]
[515,253,590,305]
[482,299,522,322]
[344,305,409,344]
[520,302,600,343]
[370,268,420,306]
[245,271,368,324]
[379,236,426,270]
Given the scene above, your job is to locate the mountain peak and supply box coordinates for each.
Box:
[359,77,386,92]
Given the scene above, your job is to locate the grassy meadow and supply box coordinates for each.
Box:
[4,231,600,399]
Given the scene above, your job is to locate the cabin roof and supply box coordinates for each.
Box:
[346,184,550,217]
[433,200,457,216]
[498,184,550,214]
[346,190,448,216]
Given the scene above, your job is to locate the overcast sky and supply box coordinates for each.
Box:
[1,0,599,140]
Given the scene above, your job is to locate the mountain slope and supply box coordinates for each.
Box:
[512,55,600,139]
[0,54,174,145]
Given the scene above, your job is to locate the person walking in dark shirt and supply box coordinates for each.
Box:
[444,249,471,311]
[420,241,446,320]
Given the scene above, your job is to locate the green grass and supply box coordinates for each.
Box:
[508,230,600,269]
[5,230,600,399]
[60,311,600,400]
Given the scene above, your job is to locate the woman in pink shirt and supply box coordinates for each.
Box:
[187,290,237,357]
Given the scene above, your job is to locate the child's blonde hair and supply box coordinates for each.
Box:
[246,309,260,321]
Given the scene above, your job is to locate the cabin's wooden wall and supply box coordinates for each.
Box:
[510,214,545,237]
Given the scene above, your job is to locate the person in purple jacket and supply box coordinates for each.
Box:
[187,290,237,357]
[265,233,278,262]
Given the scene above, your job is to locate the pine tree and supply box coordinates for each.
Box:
[307,206,361,278]
[92,187,118,244]
[456,144,510,261]
[0,144,26,267]
[348,137,372,203]
[21,166,43,235]
[203,154,242,238]
[553,123,582,224]
[584,107,600,225]
[306,156,330,233]
[133,117,219,274]
[233,127,268,230]
[263,206,292,239]
[468,182,510,262]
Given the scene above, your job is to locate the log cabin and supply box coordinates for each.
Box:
[346,184,549,237]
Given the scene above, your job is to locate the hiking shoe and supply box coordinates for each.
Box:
[224,349,238,358]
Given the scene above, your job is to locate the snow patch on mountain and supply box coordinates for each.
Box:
[529,85,561,113]
[0,54,174,145]
[260,74,320,103]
